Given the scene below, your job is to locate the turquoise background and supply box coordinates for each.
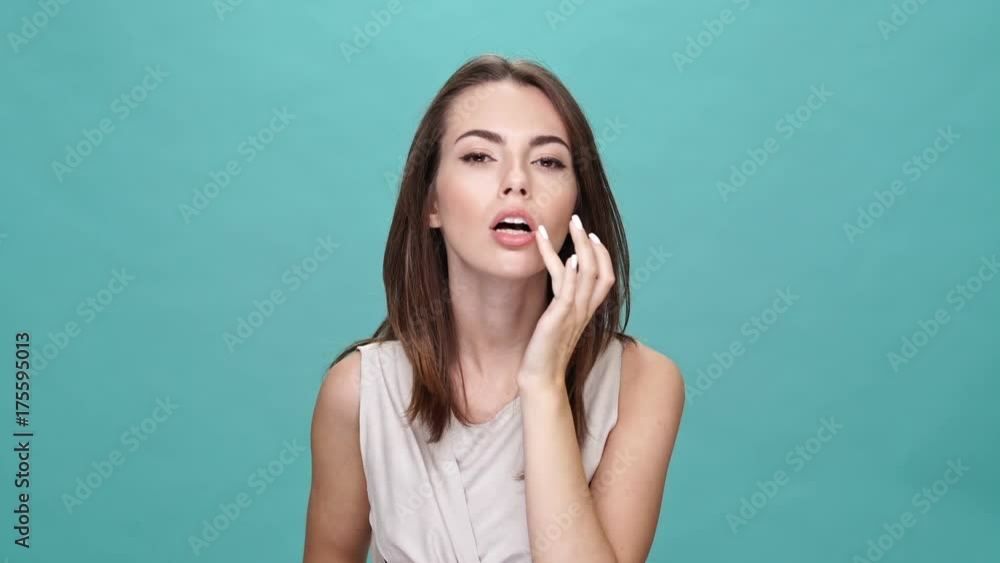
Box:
[2,0,997,561]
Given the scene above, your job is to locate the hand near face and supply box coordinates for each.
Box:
[516,213,615,392]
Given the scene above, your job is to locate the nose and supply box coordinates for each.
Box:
[500,160,531,198]
[502,185,528,197]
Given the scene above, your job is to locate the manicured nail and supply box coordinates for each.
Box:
[571,214,583,231]
[538,225,549,240]
[588,232,601,245]
[568,254,578,270]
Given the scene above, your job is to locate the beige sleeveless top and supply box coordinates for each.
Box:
[356,338,624,563]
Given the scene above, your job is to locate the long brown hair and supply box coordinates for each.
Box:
[331,53,635,445]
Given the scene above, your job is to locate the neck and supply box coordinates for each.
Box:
[446,261,549,387]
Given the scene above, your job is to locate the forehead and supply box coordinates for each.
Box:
[443,80,569,145]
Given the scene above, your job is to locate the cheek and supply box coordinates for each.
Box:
[530,173,578,216]
[433,165,462,212]
[434,166,489,222]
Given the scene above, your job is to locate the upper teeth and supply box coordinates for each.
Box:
[499,217,527,225]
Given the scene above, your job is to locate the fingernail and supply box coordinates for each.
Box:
[571,214,583,231]
[538,225,549,240]
[588,232,601,245]
[569,254,578,270]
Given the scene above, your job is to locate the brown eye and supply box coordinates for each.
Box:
[535,157,566,169]
[461,152,492,165]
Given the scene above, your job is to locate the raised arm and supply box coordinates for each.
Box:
[303,351,373,563]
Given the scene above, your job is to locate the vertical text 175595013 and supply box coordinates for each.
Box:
[14,332,34,549]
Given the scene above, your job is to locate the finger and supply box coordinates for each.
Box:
[568,214,597,314]
[535,224,564,294]
[559,253,579,311]
[587,233,615,315]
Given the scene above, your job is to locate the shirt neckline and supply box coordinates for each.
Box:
[451,394,521,430]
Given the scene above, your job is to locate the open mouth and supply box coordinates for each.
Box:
[492,220,533,234]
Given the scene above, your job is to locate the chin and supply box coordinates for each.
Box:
[474,252,543,280]
[445,237,544,281]
[494,259,546,280]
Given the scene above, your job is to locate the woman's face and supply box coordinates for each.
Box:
[429,79,578,279]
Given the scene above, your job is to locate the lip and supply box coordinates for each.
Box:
[491,229,535,248]
[489,207,538,232]
[489,206,538,250]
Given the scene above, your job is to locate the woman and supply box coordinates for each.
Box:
[302,54,685,563]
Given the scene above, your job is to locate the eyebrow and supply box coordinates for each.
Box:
[453,129,570,151]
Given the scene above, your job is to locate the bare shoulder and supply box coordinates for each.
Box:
[589,345,684,563]
[314,350,363,429]
[619,339,685,414]
[304,349,372,563]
